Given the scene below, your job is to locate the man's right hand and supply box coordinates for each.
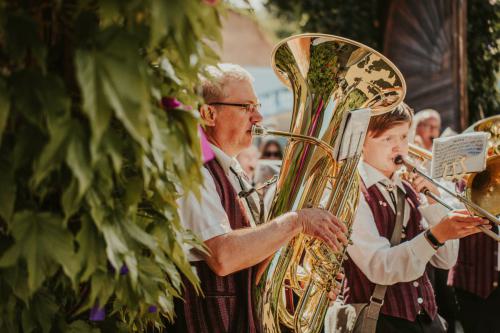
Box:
[296,208,349,252]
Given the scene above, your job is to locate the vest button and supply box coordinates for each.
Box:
[493,281,498,288]
[417,297,424,304]
[413,281,419,287]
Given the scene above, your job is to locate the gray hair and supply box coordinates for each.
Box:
[200,63,254,103]
[409,108,441,143]
[414,108,441,125]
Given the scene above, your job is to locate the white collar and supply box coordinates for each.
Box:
[358,160,406,193]
[209,144,244,176]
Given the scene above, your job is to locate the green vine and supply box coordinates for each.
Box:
[0,0,225,332]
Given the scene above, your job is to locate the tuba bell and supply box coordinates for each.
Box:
[252,34,406,333]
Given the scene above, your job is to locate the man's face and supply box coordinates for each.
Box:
[211,79,262,155]
[363,122,410,177]
[416,117,441,148]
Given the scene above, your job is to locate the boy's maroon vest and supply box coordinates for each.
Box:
[343,182,438,322]
[448,230,499,299]
[170,159,257,333]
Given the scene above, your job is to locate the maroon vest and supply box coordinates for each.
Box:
[448,229,499,299]
[343,181,438,322]
[171,159,257,333]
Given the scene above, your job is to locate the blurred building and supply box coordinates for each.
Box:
[218,10,293,132]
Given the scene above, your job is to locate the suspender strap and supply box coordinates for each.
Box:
[361,187,406,332]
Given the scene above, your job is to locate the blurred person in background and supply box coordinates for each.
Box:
[237,145,260,185]
[260,138,283,160]
[412,109,441,151]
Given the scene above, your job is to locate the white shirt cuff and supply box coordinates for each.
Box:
[419,203,450,226]
[409,232,437,262]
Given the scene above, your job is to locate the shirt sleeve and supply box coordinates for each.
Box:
[347,193,439,285]
[419,202,459,269]
[177,167,232,242]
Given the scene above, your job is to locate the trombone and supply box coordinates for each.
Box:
[396,144,500,242]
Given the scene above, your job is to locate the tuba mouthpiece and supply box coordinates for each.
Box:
[251,124,267,137]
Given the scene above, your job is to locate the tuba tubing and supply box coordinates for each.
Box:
[252,33,407,333]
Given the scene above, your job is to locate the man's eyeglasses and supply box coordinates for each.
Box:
[209,102,261,113]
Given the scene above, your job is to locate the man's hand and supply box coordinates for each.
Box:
[431,209,491,243]
[296,208,349,252]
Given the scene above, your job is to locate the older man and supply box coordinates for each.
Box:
[170,64,348,333]
[413,109,441,150]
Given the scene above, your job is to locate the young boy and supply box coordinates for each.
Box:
[343,103,488,332]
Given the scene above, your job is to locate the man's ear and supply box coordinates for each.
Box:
[200,104,216,127]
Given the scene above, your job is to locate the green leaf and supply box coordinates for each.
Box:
[101,221,128,271]
[0,162,16,223]
[75,50,113,158]
[0,78,10,143]
[66,320,100,333]
[3,265,30,304]
[150,1,170,47]
[66,123,93,198]
[61,177,81,221]
[21,290,59,333]
[78,270,115,314]
[76,215,106,281]
[0,211,78,293]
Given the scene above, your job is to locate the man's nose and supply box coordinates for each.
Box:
[252,109,263,122]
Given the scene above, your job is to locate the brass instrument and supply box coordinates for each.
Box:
[403,144,500,242]
[252,33,406,333]
[464,115,500,218]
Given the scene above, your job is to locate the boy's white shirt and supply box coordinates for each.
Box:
[346,160,459,286]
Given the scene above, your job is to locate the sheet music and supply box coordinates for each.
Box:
[333,108,371,161]
[430,132,489,179]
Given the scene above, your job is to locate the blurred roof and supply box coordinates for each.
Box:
[219,11,274,66]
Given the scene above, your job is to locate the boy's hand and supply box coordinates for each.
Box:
[431,209,491,243]
[408,173,440,204]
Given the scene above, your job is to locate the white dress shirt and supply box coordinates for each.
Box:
[346,161,459,285]
[177,144,260,261]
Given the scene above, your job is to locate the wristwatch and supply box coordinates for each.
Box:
[425,229,445,249]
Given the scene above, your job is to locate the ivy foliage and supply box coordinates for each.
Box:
[0,0,224,331]
[467,0,499,122]
[265,0,499,122]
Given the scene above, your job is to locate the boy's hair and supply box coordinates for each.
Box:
[367,102,414,138]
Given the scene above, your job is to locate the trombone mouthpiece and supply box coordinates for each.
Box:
[394,155,404,165]
[251,124,267,137]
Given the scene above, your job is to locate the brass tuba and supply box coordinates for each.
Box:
[252,34,406,333]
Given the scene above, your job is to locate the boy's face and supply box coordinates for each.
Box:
[363,122,410,177]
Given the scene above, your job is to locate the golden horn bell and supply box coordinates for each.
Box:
[253,33,406,333]
[464,115,500,217]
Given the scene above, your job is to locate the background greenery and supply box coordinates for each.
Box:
[265,0,499,124]
[0,0,224,331]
